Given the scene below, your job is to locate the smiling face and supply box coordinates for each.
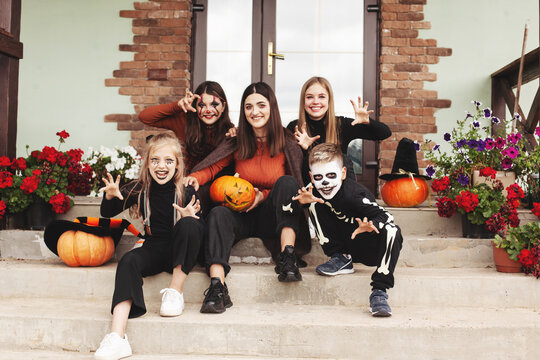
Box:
[148,144,177,185]
[310,159,346,200]
[304,83,329,121]
[196,93,226,126]
[244,93,271,136]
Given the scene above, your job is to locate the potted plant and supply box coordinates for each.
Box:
[85,145,141,196]
[424,101,540,237]
[0,131,91,229]
[493,203,540,274]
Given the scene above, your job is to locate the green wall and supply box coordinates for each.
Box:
[17,0,134,157]
[423,0,539,146]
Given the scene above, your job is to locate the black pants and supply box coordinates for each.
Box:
[111,217,204,318]
[321,223,403,291]
[204,175,301,276]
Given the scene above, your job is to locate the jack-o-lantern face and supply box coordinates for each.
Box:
[210,175,256,212]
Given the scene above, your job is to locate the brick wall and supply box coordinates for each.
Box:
[105,0,192,153]
[379,0,451,178]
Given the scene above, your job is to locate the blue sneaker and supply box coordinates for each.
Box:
[369,289,392,317]
[316,254,354,276]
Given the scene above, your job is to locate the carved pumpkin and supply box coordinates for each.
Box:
[57,230,115,267]
[210,174,256,211]
[381,177,429,207]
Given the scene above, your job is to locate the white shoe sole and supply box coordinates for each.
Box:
[316,267,354,276]
[159,307,183,317]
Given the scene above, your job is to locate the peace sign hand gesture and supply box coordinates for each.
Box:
[350,96,374,126]
[178,89,201,113]
[99,173,124,201]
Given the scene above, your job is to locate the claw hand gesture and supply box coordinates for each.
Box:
[173,195,201,219]
[351,217,379,239]
[350,96,374,126]
[178,89,201,113]
[294,125,320,150]
[99,173,124,201]
[292,184,324,205]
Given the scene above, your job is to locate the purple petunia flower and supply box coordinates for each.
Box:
[444,133,451,141]
[473,121,480,128]
[456,139,467,148]
[465,111,473,119]
[501,157,513,170]
[414,141,420,151]
[491,116,500,124]
[483,108,492,118]
[484,138,495,150]
[467,139,478,148]
[472,100,482,107]
[457,174,470,186]
[514,113,521,121]
[426,165,435,178]
[432,144,440,151]
[475,139,486,152]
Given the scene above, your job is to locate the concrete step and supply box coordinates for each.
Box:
[0,230,497,268]
[1,260,539,309]
[1,298,539,359]
[0,350,322,360]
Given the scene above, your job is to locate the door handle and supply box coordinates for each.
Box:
[267,42,284,75]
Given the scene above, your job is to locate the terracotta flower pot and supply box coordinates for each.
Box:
[491,241,522,273]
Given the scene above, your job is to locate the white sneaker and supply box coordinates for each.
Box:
[94,332,132,360]
[159,288,184,317]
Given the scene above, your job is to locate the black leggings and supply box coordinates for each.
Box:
[204,175,301,276]
[111,217,204,318]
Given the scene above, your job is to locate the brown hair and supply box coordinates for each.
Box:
[237,82,285,160]
[298,76,340,145]
[308,143,343,168]
[126,133,184,220]
[185,81,233,160]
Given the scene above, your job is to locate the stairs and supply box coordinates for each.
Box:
[0,201,539,359]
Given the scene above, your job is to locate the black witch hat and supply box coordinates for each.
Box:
[379,138,430,180]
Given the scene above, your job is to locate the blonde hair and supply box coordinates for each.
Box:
[127,133,184,220]
[308,143,343,168]
[298,76,340,145]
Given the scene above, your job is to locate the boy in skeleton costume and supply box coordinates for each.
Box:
[293,143,402,317]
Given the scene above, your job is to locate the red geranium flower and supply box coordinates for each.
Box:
[20,175,39,194]
[518,249,537,268]
[506,183,524,201]
[436,196,457,218]
[0,200,6,220]
[532,203,540,218]
[0,156,11,168]
[431,176,450,192]
[479,166,497,179]
[0,171,13,189]
[38,146,59,163]
[455,190,479,213]
[56,130,70,139]
[10,157,27,171]
[49,192,71,214]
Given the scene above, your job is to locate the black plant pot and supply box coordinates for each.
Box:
[461,214,495,239]
[25,201,55,230]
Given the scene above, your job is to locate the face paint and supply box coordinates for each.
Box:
[310,160,345,200]
[196,93,225,126]
[148,144,177,185]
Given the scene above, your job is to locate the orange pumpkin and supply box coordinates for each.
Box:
[210,174,256,211]
[381,177,429,207]
[57,230,115,267]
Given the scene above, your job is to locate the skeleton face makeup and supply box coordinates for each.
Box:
[310,160,346,200]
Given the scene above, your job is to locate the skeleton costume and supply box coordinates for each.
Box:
[306,177,403,291]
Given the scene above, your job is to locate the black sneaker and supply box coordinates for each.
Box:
[200,277,232,313]
[274,245,302,282]
[369,289,392,317]
[222,282,233,309]
[316,253,354,276]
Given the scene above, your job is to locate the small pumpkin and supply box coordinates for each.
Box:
[381,176,429,207]
[210,174,256,212]
[57,230,115,267]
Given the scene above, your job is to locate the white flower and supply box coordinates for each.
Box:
[114,157,127,171]
[105,163,115,172]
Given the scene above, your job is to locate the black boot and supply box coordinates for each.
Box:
[274,245,302,282]
[200,277,232,313]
